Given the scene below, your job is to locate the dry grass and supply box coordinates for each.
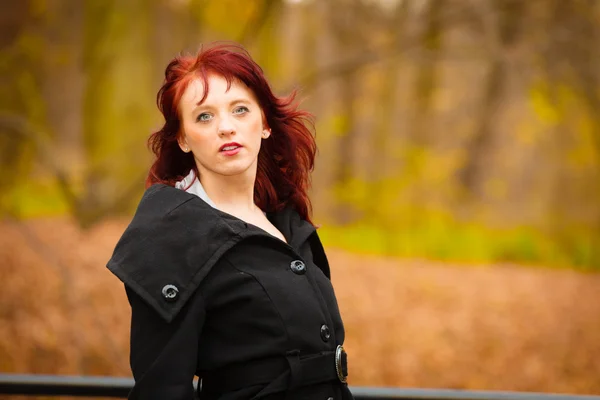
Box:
[1,217,599,396]
[332,252,600,393]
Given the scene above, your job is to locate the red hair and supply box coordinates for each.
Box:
[146,43,316,223]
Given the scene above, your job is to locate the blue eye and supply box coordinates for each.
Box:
[197,113,212,122]
[234,106,249,115]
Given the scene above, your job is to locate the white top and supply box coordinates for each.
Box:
[174,169,217,208]
[175,169,266,216]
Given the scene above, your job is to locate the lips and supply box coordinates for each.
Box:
[219,142,242,152]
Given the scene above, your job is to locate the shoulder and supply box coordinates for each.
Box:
[107,184,246,323]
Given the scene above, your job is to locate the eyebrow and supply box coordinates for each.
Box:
[192,98,252,113]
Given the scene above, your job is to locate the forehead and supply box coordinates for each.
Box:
[180,74,256,109]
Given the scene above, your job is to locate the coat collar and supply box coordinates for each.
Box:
[173,169,315,248]
[107,183,329,323]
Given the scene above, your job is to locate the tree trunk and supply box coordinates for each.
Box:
[458,0,524,202]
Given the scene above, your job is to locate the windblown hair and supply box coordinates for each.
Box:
[146,43,317,223]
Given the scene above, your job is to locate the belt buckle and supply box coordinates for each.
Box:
[335,345,348,383]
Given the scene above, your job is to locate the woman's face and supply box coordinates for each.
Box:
[177,74,270,183]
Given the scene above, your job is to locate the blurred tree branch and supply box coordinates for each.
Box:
[0,112,80,215]
[293,39,415,95]
[0,111,146,227]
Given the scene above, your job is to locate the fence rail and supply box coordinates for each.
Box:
[1,374,600,400]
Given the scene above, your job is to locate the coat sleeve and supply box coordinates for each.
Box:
[125,284,206,400]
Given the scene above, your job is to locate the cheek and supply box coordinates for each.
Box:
[185,124,211,145]
[250,118,264,138]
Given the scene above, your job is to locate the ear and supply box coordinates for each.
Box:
[262,116,271,139]
[177,135,190,153]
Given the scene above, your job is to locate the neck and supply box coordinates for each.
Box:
[198,169,260,215]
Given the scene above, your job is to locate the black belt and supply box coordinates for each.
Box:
[201,345,348,398]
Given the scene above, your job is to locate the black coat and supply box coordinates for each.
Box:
[107,184,353,400]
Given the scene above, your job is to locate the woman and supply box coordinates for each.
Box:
[106,43,352,400]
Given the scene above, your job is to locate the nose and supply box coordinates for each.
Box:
[217,115,235,136]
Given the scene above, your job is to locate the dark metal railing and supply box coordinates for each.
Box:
[1,374,600,400]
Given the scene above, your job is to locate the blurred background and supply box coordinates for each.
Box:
[1,0,600,396]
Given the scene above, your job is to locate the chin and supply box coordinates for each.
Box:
[218,170,250,177]
[216,163,256,178]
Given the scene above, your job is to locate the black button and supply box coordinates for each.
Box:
[290,260,306,274]
[161,284,179,302]
[320,324,331,342]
